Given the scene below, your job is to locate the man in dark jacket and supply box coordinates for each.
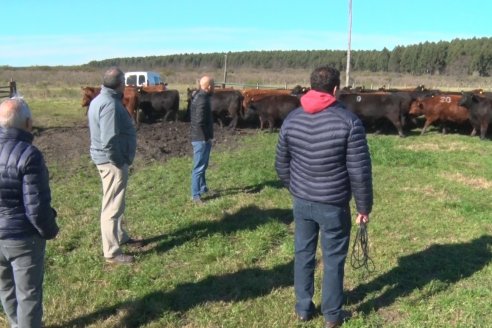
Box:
[0,97,59,328]
[275,67,373,328]
[190,75,214,204]
[88,67,139,265]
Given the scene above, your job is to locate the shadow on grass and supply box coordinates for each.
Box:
[137,204,292,255]
[47,260,294,328]
[348,235,492,313]
[202,179,285,201]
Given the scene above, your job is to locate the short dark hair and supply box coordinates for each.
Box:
[310,66,341,93]
[103,67,125,89]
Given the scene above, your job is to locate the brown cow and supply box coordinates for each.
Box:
[409,94,470,135]
[243,94,300,132]
[81,86,139,122]
[241,88,292,112]
[81,86,100,108]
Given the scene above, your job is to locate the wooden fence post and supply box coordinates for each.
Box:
[9,79,16,97]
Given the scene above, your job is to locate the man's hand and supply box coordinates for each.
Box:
[356,213,369,225]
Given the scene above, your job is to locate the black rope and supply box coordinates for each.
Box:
[350,223,375,275]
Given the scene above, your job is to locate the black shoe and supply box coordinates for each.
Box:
[105,254,134,265]
[296,312,313,322]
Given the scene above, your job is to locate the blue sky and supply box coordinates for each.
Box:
[2,0,491,67]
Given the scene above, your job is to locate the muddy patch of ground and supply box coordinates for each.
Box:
[33,121,257,169]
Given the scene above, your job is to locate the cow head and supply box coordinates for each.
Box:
[291,85,310,97]
[242,98,259,121]
[459,92,479,108]
[409,99,425,116]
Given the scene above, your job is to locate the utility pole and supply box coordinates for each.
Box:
[346,0,352,87]
[223,53,228,88]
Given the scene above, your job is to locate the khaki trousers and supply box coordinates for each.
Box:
[97,163,130,258]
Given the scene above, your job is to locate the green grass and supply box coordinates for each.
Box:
[5,99,492,327]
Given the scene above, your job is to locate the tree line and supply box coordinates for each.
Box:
[4,37,491,77]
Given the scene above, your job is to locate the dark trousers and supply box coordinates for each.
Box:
[0,236,46,328]
[293,197,351,323]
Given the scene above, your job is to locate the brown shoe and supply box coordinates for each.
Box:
[325,310,351,328]
[325,320,342,328]
[105,254,134,264]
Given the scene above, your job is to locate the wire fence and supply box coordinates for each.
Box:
[215,81,291,90]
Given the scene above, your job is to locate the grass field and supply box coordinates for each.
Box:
[1,92,492,327]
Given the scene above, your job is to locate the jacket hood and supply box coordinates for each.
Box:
[300,90,337,114]
[100,85,123,98]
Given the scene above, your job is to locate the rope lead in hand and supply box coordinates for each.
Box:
[350,223,375,275]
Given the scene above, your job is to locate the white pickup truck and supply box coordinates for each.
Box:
[124,71,165,87]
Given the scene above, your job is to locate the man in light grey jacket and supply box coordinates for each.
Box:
[88,67,138,264]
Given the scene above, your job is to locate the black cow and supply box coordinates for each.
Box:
[336,91,408,137]
[186,89,243,130]
[138,90,180,122]
[243,94,300,132]
[291,85,310,97]
[459,92,492,139]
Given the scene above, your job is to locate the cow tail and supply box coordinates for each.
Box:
[399,98,407,127]
[239,94,246,120]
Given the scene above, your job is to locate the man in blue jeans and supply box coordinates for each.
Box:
[275,66,373,328]
[0,97,59,328]
[190,75,214,204]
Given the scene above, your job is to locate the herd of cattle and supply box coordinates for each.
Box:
[80,83,492,139]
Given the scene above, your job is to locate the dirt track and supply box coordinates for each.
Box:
[33,121,256,168]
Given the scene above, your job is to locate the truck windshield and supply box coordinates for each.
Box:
[126,75,137,86]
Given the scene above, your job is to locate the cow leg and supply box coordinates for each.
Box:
[421,119,432,135]
[470,127,477,137]
[268,118,275,133]
[441,123,447,134]
[227,116,238,130]
[480,120,489,140]
[393,121,405,138]
[387,115,405,137]
[213,115,224,128]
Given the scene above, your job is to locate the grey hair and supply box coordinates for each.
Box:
[102,66,125,89]
[0,97,32,129]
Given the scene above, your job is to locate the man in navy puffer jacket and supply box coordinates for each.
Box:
[275,67,373,328]
[0,97,58,328]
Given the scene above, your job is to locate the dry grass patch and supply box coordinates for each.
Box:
[441,172,492,189]
[400,141,470,152]
[402,185,458,200]
[377,307,408,326]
